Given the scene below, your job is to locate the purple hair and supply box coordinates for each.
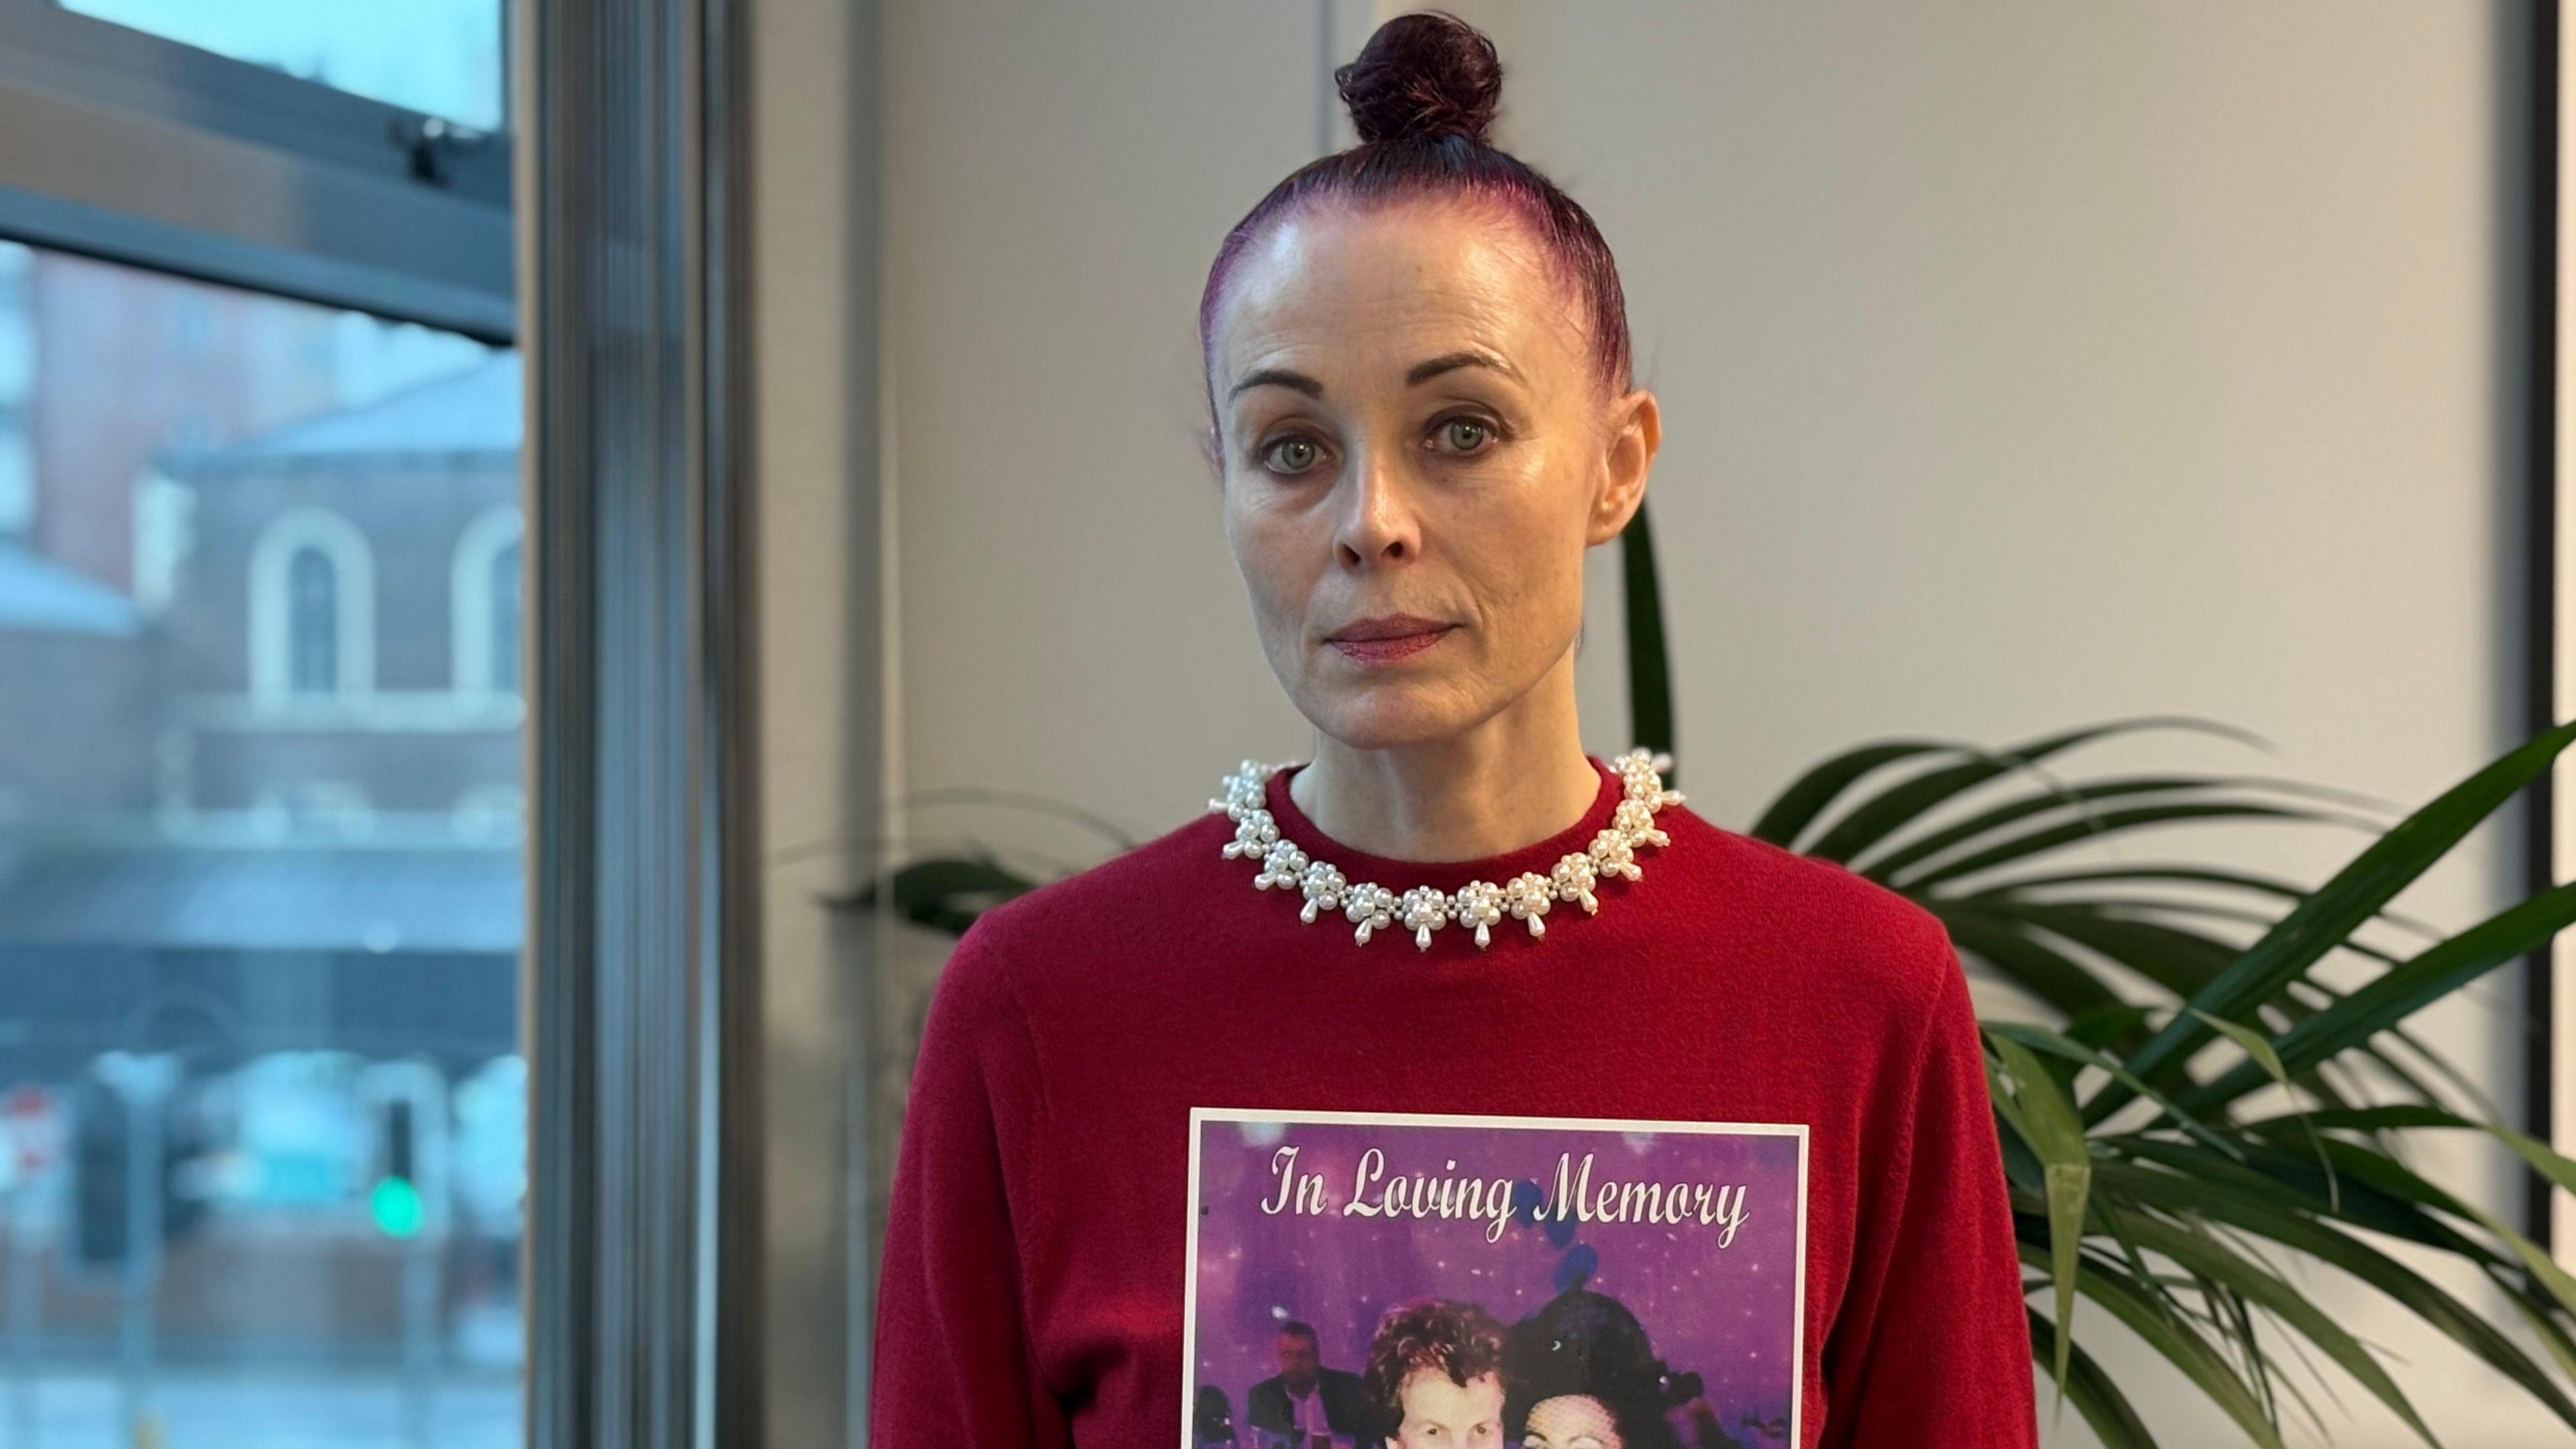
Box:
[1196,11,1633,423]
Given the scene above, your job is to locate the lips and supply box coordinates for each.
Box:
[1328,614,1456,663]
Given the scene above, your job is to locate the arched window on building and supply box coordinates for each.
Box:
[286,546,337,693]
[490,537,522,694]
[452,505,525,700]
[248,506,374,702]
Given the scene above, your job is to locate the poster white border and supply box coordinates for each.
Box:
[1179,1106,1811,1449]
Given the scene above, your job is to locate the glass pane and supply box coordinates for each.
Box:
[56,1,508,131]
[0,242,523,1448]
[288,548,339,694]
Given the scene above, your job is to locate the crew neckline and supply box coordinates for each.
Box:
[1259,753,1623,894]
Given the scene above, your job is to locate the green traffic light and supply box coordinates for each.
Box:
[370,1177,423,1238]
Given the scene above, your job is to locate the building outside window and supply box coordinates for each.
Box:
[0,5,523,1447]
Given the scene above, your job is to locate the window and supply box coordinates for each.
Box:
[0,3,515,341]
[490,540,521,694]
[57,0,508,131]
[249,506,376,703]
[451,504,524,699]
[0,245,523,1447]
[0,0,529,1436]
[288,546,339,692]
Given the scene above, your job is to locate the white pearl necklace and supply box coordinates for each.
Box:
[1209,747,1683,951]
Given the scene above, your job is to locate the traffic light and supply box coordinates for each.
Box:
[68,1075,208,1270]
[162,1112,209,1242]
[370,1097,424,1238]
[70,1080,128,1269]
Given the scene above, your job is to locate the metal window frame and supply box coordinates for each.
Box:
[520,0,763,1446]
[0,0,514,337]
[2541,0,2572,1258]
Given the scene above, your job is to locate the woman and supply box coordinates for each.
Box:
[1501,1289,1688,1449]
[870,13,2033,1448]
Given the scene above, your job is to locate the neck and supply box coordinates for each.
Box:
[1287,663,1599,863]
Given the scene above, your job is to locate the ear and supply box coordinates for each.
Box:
[1585,386,1660,547]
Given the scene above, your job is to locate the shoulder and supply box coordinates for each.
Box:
[936,801,1234,991]
[1662,804,1963,1013]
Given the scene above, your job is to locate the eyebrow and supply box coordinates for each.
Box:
[1406,349,1521,386]
[1225,349,1523,401]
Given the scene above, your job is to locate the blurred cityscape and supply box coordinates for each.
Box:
[0,6,521,1448]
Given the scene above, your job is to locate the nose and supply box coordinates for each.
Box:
[1333,442,1419,568]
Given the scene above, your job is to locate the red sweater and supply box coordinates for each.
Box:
[871,753,2037,1448]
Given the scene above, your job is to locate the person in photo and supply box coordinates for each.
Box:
[1502,1288,1723,1449]
[1359,1298,1507,1448]
[1247,1320,1373,1446]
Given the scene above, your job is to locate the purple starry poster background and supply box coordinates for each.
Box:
[1183,1109,1805,1448]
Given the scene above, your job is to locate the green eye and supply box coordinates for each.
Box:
[1438,418,1494,453]
[1265,437,1322,474]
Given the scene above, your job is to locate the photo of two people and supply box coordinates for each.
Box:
[1183,1110,1808,1449]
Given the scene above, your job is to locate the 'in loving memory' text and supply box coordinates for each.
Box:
[1256,1145,1751,1248]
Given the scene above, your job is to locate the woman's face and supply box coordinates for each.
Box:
[1207,199,1658,750]
[1520,1393,1622,1449]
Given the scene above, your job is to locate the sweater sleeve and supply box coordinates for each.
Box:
[1820,925,2037,1448]
[869,918,1070,1448]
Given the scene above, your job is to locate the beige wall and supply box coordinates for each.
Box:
[802,1,2544,1443]
[752,0,874,1438]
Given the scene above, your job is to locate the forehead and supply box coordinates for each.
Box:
[1212,201,1582,386]
[1525,1395,1617,1436]
[1399,1368,1503,1417]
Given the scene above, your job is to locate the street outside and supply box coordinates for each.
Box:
[5,1369,518,1449]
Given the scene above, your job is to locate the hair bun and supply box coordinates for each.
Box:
[1334,11,1501,147]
